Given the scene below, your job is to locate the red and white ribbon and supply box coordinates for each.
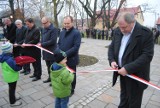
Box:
[78,68,116,73]
[34,45,54,55]
[66,66,75,73]
[22,44,54,55]
[20,44,160,91]
[78,69,160,91]
[127,74,160,91]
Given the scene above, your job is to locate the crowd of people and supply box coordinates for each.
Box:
[84,28,114,40]
[0,16,81,108]
[0,12,156,108]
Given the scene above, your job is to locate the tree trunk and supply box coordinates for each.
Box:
[53,0,59,28]
[110,0,126,28]
[90,18,96,29]
[9,0,15,21]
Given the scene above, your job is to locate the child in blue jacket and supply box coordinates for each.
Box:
[0,42,22,107]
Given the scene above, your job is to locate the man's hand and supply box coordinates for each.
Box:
[111,61,118,69]
[118,67,128,76]
[13,43,18,47]
[37,43,41,47]
[21,43,26,48]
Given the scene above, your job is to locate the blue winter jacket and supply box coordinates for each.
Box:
[58,27,81,66]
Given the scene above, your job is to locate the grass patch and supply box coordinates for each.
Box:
[78,54,98,67]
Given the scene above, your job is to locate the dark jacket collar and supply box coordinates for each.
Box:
[29,25,36,31]
[44,23,54,31]
[65,27,74,33]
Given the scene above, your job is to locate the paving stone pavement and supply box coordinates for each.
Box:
[0,38,160,108]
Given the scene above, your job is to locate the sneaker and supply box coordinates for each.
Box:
[10,101,22,107]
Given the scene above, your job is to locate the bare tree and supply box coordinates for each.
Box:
[52,0,65,28]
[21,0,43,18]
[78,0,109,29]
[65,0,72,16]
[110,0,126,28]
[8,0,15,20]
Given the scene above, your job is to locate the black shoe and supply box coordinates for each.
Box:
[49,83,52,86]
[43,78,51,83]
[24,71,30,75]
[20,70,25,74]
[32,77,41,81]
[70,91,74,97]
[29,75,35,78]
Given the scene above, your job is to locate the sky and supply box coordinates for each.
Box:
[126,0,160,27]
[0,0,159,28]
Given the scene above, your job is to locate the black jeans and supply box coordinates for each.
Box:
[68,66,76,93]
[8,81,17,104]
[45,60,54,79]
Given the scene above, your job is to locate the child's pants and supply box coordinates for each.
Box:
[8,81,17,104]
[55,97,69,108]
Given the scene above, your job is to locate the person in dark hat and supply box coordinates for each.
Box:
[50,51,74,108]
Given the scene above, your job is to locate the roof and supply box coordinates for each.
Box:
[156,17,160,25]
[97,5,144,21]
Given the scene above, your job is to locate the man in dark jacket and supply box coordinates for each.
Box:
[108,12,154,108]
[22,18,42,81]
[14,19,27,57]
[37,17,57,84]
[3,18,17,43]
[3,18,17,57]
[58,16,81,96]
[14,19,28,74]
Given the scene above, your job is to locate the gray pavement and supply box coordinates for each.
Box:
[0,38,160,108]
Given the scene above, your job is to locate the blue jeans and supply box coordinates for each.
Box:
[55,97,69,108]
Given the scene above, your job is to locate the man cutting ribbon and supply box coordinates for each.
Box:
[108,12,154,108]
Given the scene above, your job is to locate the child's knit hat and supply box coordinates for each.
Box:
[54,51,66,63]
[1,42,13,53]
